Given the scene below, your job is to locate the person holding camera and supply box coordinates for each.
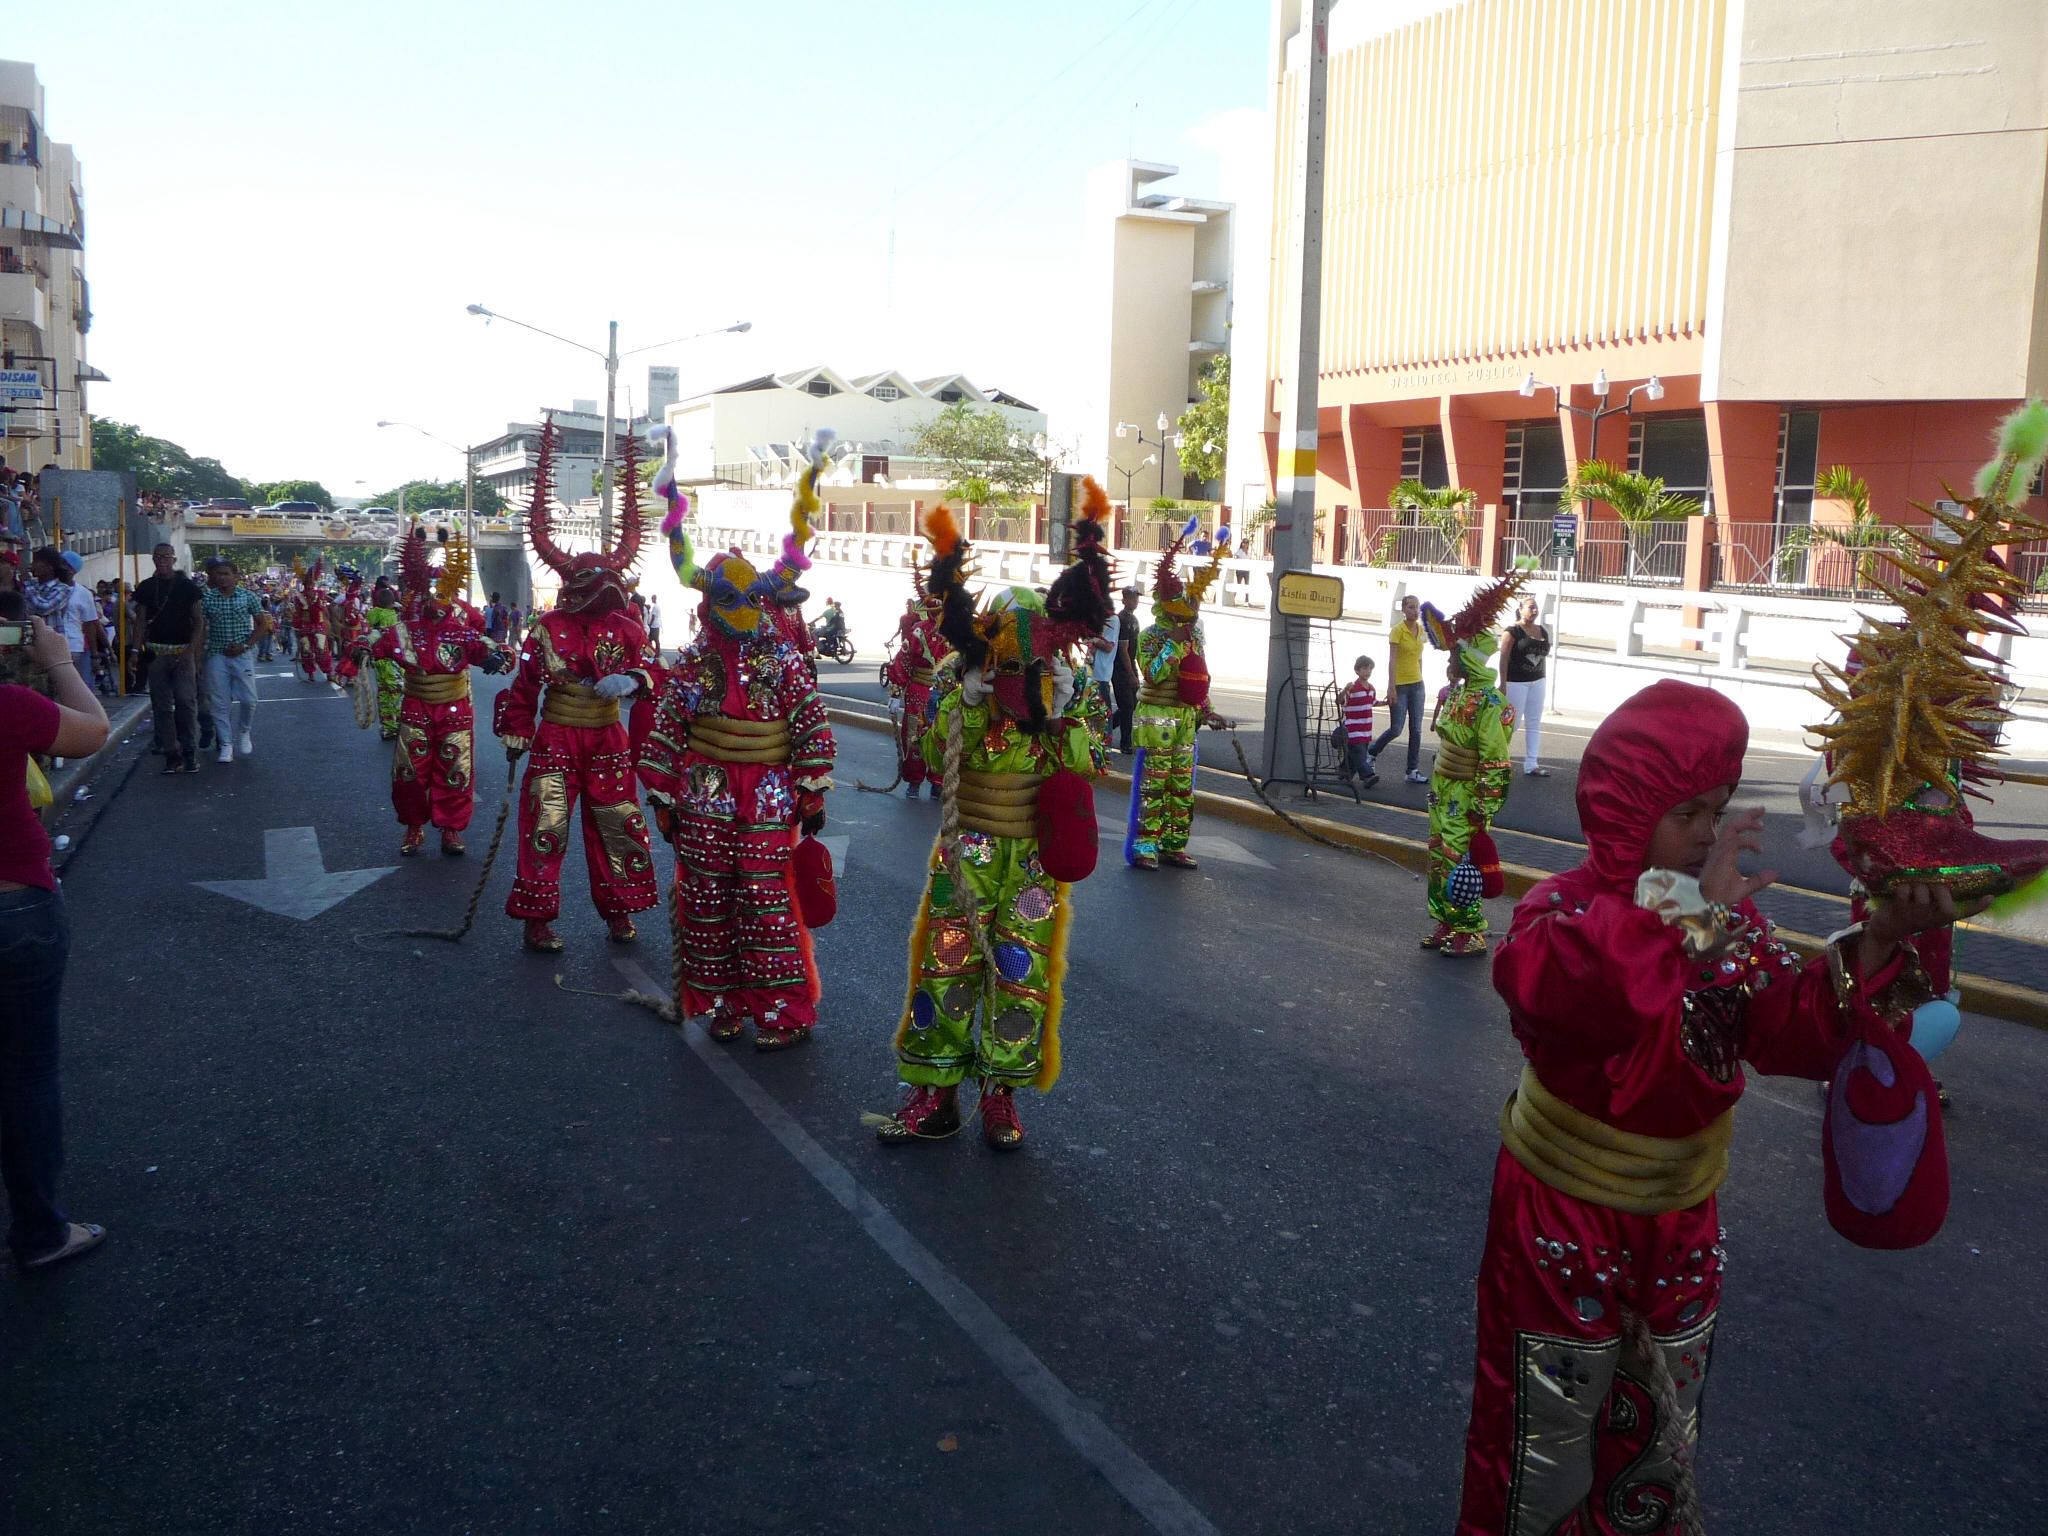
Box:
[1,611,109,1268]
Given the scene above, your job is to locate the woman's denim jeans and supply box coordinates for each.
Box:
[0,885,72,1261]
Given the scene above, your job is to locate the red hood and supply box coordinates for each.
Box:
[1574,680,1748,892]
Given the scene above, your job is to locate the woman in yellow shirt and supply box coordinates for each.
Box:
[1369,593,1429,782]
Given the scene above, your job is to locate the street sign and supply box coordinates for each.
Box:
[0,368,43,401]
[1275,570,1345,619]
[1549,510,1577,557]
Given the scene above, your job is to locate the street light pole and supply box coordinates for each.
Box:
[377,419,484,600]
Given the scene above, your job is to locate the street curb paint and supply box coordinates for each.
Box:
[823,708,2048,1031]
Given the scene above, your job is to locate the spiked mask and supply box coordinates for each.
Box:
[526,417,644,615]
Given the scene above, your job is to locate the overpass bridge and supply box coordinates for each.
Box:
[181,508,551,608]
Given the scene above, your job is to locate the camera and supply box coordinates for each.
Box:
[0,622,26,649]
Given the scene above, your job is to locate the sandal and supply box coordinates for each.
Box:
[21,1221,106,1270]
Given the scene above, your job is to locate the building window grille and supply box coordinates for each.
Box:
[936,387,964,404]
[1399,427,1449,495]
[1776,410,1820,525]
[871,383,900,401]
[805,378,837,397]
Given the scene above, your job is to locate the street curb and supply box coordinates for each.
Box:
[43,695,151,811]
[823,707,2048,1030]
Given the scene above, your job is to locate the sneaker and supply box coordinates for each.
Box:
[904,782,918,798]
[237,731,254,756]
[400,825,426,856]
[876,1084,962,1143]
[1405,769,1428,784]
[177,757,201,774]
[979,1083,1024,1150]
[160,756,184,775]
[217,744,234,765]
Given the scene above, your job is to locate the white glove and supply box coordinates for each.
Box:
[593,673,639,699]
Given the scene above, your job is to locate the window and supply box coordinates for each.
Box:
[806,378,837,397]
[871,383,900,402]
[1631,414,1711,505]
[1507,422,1567,520]
[1399,427,1449,493]
[936,387,964,404]
[1776,411,1820,525]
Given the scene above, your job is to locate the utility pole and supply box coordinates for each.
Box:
[600,319,619,544]
[1262,0,1331,785]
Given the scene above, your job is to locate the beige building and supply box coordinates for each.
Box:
[1245,0,2048,596]
[0,60,94,476]
[1075,160,1234,506]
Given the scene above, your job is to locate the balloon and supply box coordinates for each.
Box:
[1908,995,1962,1065]
[1447,860,1484,907]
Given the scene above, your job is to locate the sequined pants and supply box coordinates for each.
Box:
[391,697,478,832]
[665,757,815,1026]
[1457,1149,1723,1535]
[373,658,402,733]
[897,681,934,785]
[899,835,1064,1088]
[297,632,332,682]
[1428,776,1488,935]
[506,721,657,921]
[1127,702,1197,862]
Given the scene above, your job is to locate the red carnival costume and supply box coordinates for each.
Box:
[288,559,334,683]
[639,427,838,1050]
[329,569,366,687]
[493,420,659,951]
[882,570,949,798]
[1456,679,1964,1533]
[362,528,510,856]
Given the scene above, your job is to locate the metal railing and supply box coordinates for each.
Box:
[1575,522,1688,586]
[1497,517,1574,574]
[2013,538,2048,613]
[1713,519,1929,598]
[1337,508,1478,572]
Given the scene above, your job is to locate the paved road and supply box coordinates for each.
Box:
[6,661,2046,1533]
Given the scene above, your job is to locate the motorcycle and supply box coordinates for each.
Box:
[810,615,855,665]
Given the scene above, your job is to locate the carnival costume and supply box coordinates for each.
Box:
[1420,573,1526,957]
[640,427,838,1051]
[882,567,951,798]
[1456,678,1952,1533]
[364,528,509,857]
[362,582,403,739]
[329,569,367,691]
[876,489,1114,1150]
[287,559,334,683]
[493,419,659,951]
[1125,507,1227,869]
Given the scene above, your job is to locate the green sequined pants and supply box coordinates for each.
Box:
[1427,776,1488,935]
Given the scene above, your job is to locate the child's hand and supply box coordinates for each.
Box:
[1698,806,1777,906]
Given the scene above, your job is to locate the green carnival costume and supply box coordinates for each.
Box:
[1420,573,1528,957]
[1126,517,1228,870]
[878,487,1117,1151]
[364,595,403,738]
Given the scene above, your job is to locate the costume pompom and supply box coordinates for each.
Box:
[1081,476,1111,521]
[924,502,962,559]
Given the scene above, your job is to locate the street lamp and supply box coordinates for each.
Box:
[377,419,482,596]
[466,305,750,541]
[1117,412,1179,500]
[1519,371,1664,465]
[1113,454,1157,506]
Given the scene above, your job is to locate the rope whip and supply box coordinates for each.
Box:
[855,700,907,793]
[1220,729,1418,878]
[351,750,518,949]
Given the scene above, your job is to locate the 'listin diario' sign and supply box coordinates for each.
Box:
[1275,571,1345,620]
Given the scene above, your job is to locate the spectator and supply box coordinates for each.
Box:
[1502,595,1551,776]
[1341,655,1379,786]
[1,612,110,1270]
[484,591,508,642]
[645,595,662,654]
[1089,604,1119,729]
[198,557,267,764]
[133,542,205,773]
[23,549,104,690]
[508,605,525,643]
[0,454,17,543]
[1370,593,1428,783]
[1111,585,1141,755]
[59,555,107,694]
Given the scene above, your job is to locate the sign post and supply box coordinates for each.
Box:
[1548,510,1577,690]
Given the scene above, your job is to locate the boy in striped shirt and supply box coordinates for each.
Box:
[1343,655,1379,786]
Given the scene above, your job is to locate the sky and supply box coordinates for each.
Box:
[12,0,1270,495]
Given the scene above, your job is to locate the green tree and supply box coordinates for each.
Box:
[356,478,506,517]
[1567,460,1704,581]
[90,419,244,502]
[246,479,336,509]
[1389,478,1478,563]
[1774,465,1909,588]
[1174,354,1230,488]
[907,401,1053,506]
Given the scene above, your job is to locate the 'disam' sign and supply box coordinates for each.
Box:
[1275,571,1345,620]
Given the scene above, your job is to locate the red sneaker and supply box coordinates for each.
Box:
[439,830,466,856]
[1419,921,1453,950]
[875,1085,961,1143]
[522,920,563,952]
[606,916,638,944]
[400,825,426,856]
[979,1083,1024,1151]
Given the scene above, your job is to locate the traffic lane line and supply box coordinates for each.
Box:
[613,958,1220,1536]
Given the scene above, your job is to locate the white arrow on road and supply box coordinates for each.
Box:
[194,827,396,920]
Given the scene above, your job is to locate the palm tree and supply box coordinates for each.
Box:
[1388,479,1478,566]
[1566,461,1703,580]
[1774,465,1910,591]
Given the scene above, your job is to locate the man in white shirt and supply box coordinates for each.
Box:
[60,556,105,688]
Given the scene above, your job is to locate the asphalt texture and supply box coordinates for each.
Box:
[6,656,2048,1534]
[824,654,2048,992]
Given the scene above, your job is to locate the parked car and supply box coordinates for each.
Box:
[270,501,323,517]
[204,497,253,511]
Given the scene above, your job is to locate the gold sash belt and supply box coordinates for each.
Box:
[957,769,1042,839]
[690,714,791,764]
[1434,740,1480,780]
[541,682,622,729]
[404,673,470,704]
[1500,1064,1731,1215]
[1139,678,1182,707]
[906,668,935,686]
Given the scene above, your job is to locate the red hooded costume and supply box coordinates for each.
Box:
[1457,680,1921,1533]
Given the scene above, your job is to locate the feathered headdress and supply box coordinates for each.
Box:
[1419,568,1532,681]
[1154,515,1199,605]
[665,426,829,638]
[436,528,472,609]
[1813,402,2048,898]
[397,523,434,600]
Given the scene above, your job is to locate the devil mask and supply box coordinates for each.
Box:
[527,417,643,615]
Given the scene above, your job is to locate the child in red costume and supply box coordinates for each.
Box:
[1456,678,1974,1533]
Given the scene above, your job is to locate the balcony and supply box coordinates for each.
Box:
[0,162,37,213]
[0,269,46,332]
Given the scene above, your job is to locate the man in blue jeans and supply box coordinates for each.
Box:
[198,557,268,764]
[1,611,110,1269]
[1369,593,1429,782]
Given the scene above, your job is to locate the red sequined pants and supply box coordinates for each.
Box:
[506,721,657,921]
[298,632,332,681]
[391,697,477,832]
[665,756,816,1026]
[897,682,933,785]
[1457,1149,1723,1534]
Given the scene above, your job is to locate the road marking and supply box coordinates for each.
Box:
[1185,834,1273,869]
[817,833,850,871]
[195,827,396,919]
[613,959,1218,1536]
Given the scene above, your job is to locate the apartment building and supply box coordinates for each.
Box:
[1241,0,2048,590]
[0,60,96,475]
